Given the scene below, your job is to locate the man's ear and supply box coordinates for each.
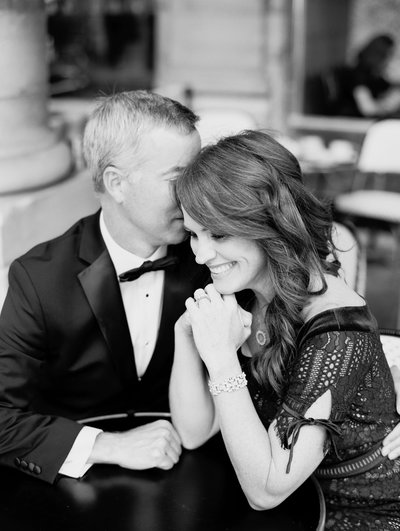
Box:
[103,166,125,203]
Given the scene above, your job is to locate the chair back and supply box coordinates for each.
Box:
[332,221,367,296]
[310,475,326,531]
[333,122,400,329]
[379,329,400,369]
[357,119,400,174]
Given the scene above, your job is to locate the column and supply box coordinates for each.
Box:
[0,0,99,308]
[0,0,72,193]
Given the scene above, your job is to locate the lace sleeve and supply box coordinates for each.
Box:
[274,330,378,472]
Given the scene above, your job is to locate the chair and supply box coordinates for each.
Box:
[379,328,400,369]
[332,221,367,296]
[310,475,327,531]
[195,108,257,146]
[334,119,400,327]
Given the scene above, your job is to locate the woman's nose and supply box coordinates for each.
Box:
[194,239,216,265]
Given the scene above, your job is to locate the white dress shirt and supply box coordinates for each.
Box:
[100,213,166,378]
[59,212,166,478]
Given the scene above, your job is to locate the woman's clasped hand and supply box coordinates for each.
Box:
[185,286,252,372]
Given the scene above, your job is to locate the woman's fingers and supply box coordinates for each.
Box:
[204,284,226,305]
[193,288,211,304]
[185,297,198,314]
[238,307,252,328]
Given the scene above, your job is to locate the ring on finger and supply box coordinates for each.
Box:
[196,295,210,304]
[194,290,210,302]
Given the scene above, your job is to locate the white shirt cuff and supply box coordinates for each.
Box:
[58,426,103,478]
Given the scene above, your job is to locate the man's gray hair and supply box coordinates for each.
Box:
[82,90,199,193]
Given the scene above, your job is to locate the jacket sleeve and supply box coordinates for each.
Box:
[0,260,83,483]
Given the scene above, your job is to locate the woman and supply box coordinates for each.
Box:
[169,130,400,530]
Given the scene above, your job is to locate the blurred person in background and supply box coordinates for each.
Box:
[326,34,400,118]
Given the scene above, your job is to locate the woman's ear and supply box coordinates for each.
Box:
[103,166,125,203]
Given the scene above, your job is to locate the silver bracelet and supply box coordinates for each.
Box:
[208,372,248,396]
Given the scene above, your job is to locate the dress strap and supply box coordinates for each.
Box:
[281,403,342,474]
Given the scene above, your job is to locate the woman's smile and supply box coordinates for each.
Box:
[208,261,236,277]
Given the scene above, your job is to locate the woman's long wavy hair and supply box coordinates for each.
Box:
[176,130,340,396]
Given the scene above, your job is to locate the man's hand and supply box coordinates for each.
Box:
[382,365,400,460]
[382,422,400,460]
[88,419,182,470]
[391,365,400,414]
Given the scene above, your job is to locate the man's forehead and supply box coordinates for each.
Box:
[133,129,199,175]
[145,122,197,138]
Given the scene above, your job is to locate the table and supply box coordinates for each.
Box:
[0,414,325,531]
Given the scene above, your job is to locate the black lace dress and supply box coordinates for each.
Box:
[240,305,400,530]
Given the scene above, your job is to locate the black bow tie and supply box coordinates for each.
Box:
[118,256,179,282]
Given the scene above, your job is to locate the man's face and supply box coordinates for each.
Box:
[121,126,201,255]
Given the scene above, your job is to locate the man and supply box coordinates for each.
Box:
[0,90,205,483]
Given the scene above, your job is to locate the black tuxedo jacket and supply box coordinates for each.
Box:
[0,211,208,483]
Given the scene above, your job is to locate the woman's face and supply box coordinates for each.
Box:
[182,208,271,297]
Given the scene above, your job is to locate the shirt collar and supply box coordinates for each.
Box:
[99,211,166,276]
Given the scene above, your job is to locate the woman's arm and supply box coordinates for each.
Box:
[169,312,219,449]
[186,285,330,510]
[207,365,329,510]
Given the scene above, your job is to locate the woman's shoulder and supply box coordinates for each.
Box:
[297,276,378,349]
[301,274,365,324]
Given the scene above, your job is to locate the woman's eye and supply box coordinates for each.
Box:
[211,234,227,241]
[186,230,197,239]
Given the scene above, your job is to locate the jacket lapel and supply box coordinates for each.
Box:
[77,217,207,386]
[77,213,138,385]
